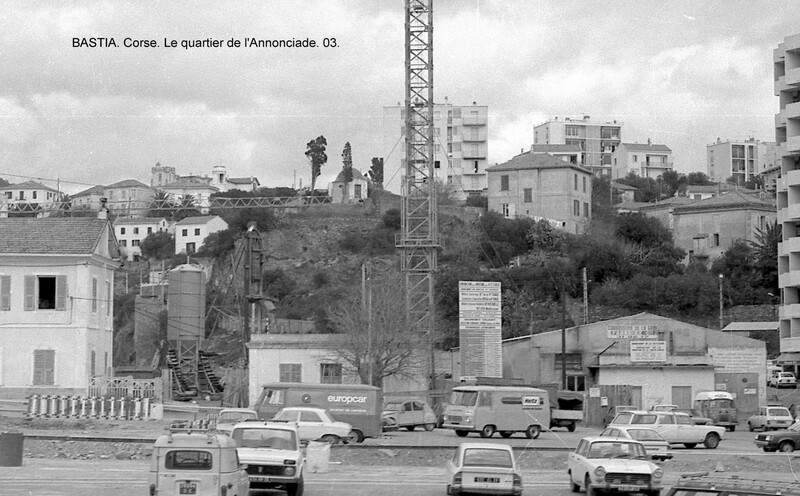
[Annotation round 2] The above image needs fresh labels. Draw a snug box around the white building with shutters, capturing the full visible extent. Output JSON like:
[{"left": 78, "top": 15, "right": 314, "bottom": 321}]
[{"left": 0, "top": 217, "right": 120, "bottom": 398}]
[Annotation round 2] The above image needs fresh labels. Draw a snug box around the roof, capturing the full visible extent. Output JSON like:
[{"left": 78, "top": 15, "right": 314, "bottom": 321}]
[
  {"left": 0, "top": 218, "right": 111, "bottom": 255},
  {"left": 332, "top": 168, "right": 368, "bottom": 183},
  {"left": 722, "top": 322, "right": 779, "bottom": 332},
  {"left": 227, "top": 177, "right": 258, "bottom": 184},
  {"left": 0, "top": 180, "right": 58, "bottom": 192},
  {"left": 105, "top": 179, "right": 152, "bottom": 189},
  {"left": 154, "top": 431, "right": 238, "bottom": 448},
  {"left": 113, "top": 217, "right": 166, "bottom": 225},
  {"left": 457, "top": 442, "right": 514, "bottom": 451},
  {"left": 530, "top": 144, "right": 583, "bottom": 153},
  {"left": 615, "top": 202, "right": 650, "bottom": 212},
  {"left": 621, "top": 142, "right": 672, "bottom": 153},
  {"left": 611, "top": 181, "right": 637, "bottom": 191},
  {"left": 684, "top": 184, "right": 735, "bottom": 194},
  {"left": 673, "top": 190, "right": 776, "bottom": 213},
  {"left": 638, "top": 196, "right": 697, "bottom": 210},
  {"left": 175, "top": 215, "right": 223, "bottom": 225},
  {"left": 73, "top": 185, "right": 106, "bottom": 197},
  {"left": 161, "top": 179, "right": 220, "bottom": 191},
  {"left": 486, "top": 152, "right": 592, "bottom": 174}
]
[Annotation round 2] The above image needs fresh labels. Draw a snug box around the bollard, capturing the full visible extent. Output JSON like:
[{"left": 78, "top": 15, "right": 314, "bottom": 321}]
[
  {"left": 142, "top": 397, "right": 150, "bottom": 420},
  {"left": 108, "top": 397, "right": 116, "bottom": 419},
  {"left": 26, "top": 395, "right": 38, "bottom": 418},
  {"left": 79, "top": 396, "right": 87, "bottom": 418},
  {"left": 69, "top": 396, "right": 78, "bottom": 418},
  {"left": 89, "top": 397, "right": 97, "bottom": 418}
]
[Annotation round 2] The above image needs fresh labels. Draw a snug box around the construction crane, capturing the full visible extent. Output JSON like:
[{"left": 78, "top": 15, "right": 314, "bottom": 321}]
[{"left": 397, "top": 0, "right": 439, "bottom": 389}]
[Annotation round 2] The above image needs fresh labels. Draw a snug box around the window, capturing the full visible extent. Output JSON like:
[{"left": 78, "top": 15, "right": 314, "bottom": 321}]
[
  {"left": 92, "top": 278, "right": 98, "bottom": 312},
  {"left": 574, "top": 174, "right": 578, "bottom": 190},
  {"left": 194, "top": 228, "right": 200, "bottom": 236},
  {"left": 434, "top": 160, "right": 441, "bottom": 169},
  {"left": 566, "top": 125, "right": 579, "bottom": 137},
  {"left": 119, "top": 240, "right": 127, "bottom": 247},
  {"left": 132, "top": 240, "right": 140, "bottom": 247},
  {"left": 713, "top": 233, "right": 720, "bottom": 246},
  {"left": 279, "top": 363, "right": 302, "bottom": 383},
  {"left": 300, "top": 410, "right": 322, "bottom": 422},
  {"left": 354, "top": 184, "right": 362, "bottom": 198},
  {"left": 582, "top": 176, "right": 586, "bottom": 193},
  {"left": 165, "top": 451, "right": 213, "bottom": 470},
  {"left": 583, "top": 202, "right": 589, "bottom": 217},
  {"left": 182, "top": 229, "right": 188, "bottom": 236},
  {"left": 500, "top": 175, "right": 509, "bottom": 191},
  {"left": 25, "top": 275, "right": 67, "bottom": 311},
  {"left": 19, "top": 191, "right": 25, "bottom": 200},
  {"left": 320, "top": 363, "right": 342, "bottom": 384},
  {"left": 133, "top": 227, "right": 139, "bottom": 235},
  {"left": 565, "top": 375, "right": 585, "bottom": 391},
  {"left": 147, "top": 227, "right": 153, "bottom": 234},
  {"left": 632, "top": 155, "right": 638, "bottom": 162},
  {"left": 0, "top": 275, "right": 9, "bottom": 310},
  {"left": 573, "top": 200, "right": 580, "bottom": 216},
  {"left": 33, "top": 191, "right": 38, "bottom": 199},
  {"left": 502, "top": 203, "right": 510, "bottom": 218},
  {"left": 106, "top": 281, "right": 111, "bottom": 316},
  {"left": 90, "top": 350, "right": 96, "bottom": 376},
  {"left": 186, "top": 242, "right": 196, "bottom": 254},
  {"left": 4, "top": 192, "right": 10, "bottom": 199},
  {"left": 473, "top": 161, "right": 479, "bottom": 173},
  {"left": 120, "top": 227, "right": 126, "bottom": 235},
  {"left": 33, "top": 349, "right": 55, "bottom": 385},
  {"left": 523, "top": 188, "right": 532, "bottom": 203}
]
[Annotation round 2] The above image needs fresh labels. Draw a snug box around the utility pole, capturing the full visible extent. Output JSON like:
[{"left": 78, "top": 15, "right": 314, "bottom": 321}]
[
  {"left": 561, "top": 281, "right": 567, "bottom": 390},
  {"left": 361, "top": 262, "right": 374, "bottom": 386},
  {"left": 718, "top": 273, "right": 724, "bottom": 330},
  {"left": 582, "top": 267, "right": 588, "bottom": 325}
]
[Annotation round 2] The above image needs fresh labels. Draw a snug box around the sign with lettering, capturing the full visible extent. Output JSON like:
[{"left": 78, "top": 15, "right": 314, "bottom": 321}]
[
  {"left": 630, "top": 340, "right": 667, "bottom": 362},
  {"left": 708, "top": 347, "right": 764, "bottom": 373},
  {"left": 607, "top": 324, "right": 659, "bottom": 339},
  {"left": 459, "top": 281, "right": 502, "bottom": 378}
]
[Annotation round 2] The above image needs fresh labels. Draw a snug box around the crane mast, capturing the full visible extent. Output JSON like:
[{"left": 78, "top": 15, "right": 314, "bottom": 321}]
[{"left": 398, "top": 0, "right": 439, "bottom": 389}]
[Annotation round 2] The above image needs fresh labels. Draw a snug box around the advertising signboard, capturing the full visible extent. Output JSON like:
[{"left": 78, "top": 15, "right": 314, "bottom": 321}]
[{"left": 459, "top": 281, "right": 502, "bottom": 378}]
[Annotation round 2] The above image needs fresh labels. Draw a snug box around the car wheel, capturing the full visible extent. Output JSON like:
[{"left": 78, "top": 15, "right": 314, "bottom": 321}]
[
  {"left": 446, "top": 484, "right": 451, "bottom": 495},
  {"left": 500, "top": 431, "right": 513, "bottom": 438},
  {"left": 585, "top": 475, "right": 596, "bottom": 496},
  {"left": 729, "top": 425, "right": 736, "bottom": 432},
  {"left": 780, "top": 441, "right": 796, "bottom": 452},
  {"left": 480, "top": 425, "right": 496, "bottom": 438},
  {"left": 749, "top": 422, "right": 754, "bottom": 432},
  {"left": 455, "top": 429, "right": 469, "bottom": 437},
  {"left": 568, "top": 423, "right": 576, "bottom": 432},
  {"left": 345, "top": 429, "right": 364, "bottom": 444},
  {"left": 704, "top": 433, "right": 720, "bottom": 449},
  {"left": 646, "top": 491, "right": 661, "bottom": 496},
  {"left": 319, "top": 434, "right": 340, "bottom": 445},
  {"left": 405, "top": 426, "right": 415, "bottom": 432},
  {"left": 684, "top": 443, "right": 697, "bottom": 449},
  {"left": 525, "top": 425, "right": 541, "bottom": 439},
  {"left": 424, "top": 423, "right": 435, "bottom": 432},
  {"left": 568, "top": 471, "right": 580, "bottom": 492},
  {"left": 286, "top": 476, "right": 304, "bottom": 496}
]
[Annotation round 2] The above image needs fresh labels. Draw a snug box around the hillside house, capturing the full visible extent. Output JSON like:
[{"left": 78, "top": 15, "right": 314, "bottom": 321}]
[
  {"left": 174, "top": 215, "right": 228, "bottom": 255},
  {"left": 0, "top": 218, "right": 120, "bottom": 398},
  {"left": 114, "top": 217, "right": 170, "bottom": 261},
  {"left": 328, "top": 168, "right": 369, "bottom": 204},
  {"left": 0, "top": 180, "right": 61, "bottom": 217}
]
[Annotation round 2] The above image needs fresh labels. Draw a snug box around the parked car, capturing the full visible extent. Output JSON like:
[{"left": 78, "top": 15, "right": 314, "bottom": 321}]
[
  {"left": 748, "top": 406, "right": 794, "bottom": 432},
  {"left": 148, "top": 429, "right": 250, "bottom": 496},
  {"left": 272, "top": 406, "right": 354, "bottom": 444},
  {"left": 599, "top": 426, "right": 673, "bottom": 461},
  {"left": 230, "top": 420, "right": 304, "bottom": 496},
  {"left": 214, "top": 408, "right": 258, "bottom": 435},
  {"left": 609, "top": 410, "right": 725, "bottom": 449},
  {"left": 754, "top": 421, "right": 800, "bottom": 452},
  {"left": 602, "top": 405, "right": 637, "bottom": 428},
  {"left": 666, "top": 472, "right": 800, "bottom": 496},
  {"left": 567, "top": 437, "right": 664, "bottom": 496},
  {"left": 445, "top": 442, "right": 523, "bottom": 496},
  {"left": 769, "top": 372, "right": 797, "bottom": 388},
  {"left": 650, "top": 404, "right": 678, "bottom": 412},
  {"left": 382, "top": 399, "right": 438, "bottom": 431},
  {"left": 674, "top": 408, "right": 712, "bottom": 426}
]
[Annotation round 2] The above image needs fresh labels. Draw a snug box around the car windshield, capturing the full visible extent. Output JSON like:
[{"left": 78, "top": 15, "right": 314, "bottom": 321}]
[
  {"left": 627, "top": 429, "right": 664, "bottom": 441},
  {"left": 218, "top": 411, "right": 257, "bottom": 423},
  {"left": 231, "top": 428, "right": 297, "bottom": 450},
  {"left": 384, "top": 403, "right": 403, "bottom": 412},
  {"left": 587, "top": 441, "right": 647, "bottom": 459},
  {"left": 452, "top": 391, "right": 479, "bottom": 407},
  {"left": 273, "top": 410, "right": 297, "bottom": 421},
  {"left": 768, "top": 408, "right": 791, "bottom": 416},
  {"left": 709, "top": 399, "right": 734, "bottom": 408},
  {"left": 463, "top": 448, "right": 513, "bottom": 468},
  {"left": 631, "top": 414, "right": 657, "bottom": 425},
  {"left": 165, "top": 450, "right": 213, "bottom": 470},
  {"left": 611, "top": 412, "right": 633, "bottom": 424}
]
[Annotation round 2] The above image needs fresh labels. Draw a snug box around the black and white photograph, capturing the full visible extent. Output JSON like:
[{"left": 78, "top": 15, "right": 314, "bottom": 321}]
[{"left": 1, "top": 1, "right": 800, "bottom": 495}]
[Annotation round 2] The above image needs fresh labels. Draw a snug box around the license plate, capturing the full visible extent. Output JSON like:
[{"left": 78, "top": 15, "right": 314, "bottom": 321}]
[
  {"left": 250, "top": 475, "right": 272, "bottom": 482},
  {"left": 618, "top": 485, "right": 638, "bottom": 491},
  {"left": 475, "top": 477, "right": 500, "bottom": 483},
  {"left": 179, "top": 482, "right": 196, "bottom": 494}
]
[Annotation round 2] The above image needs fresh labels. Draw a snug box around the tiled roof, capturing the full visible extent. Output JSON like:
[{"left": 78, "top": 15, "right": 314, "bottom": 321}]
[
  {"left": 113, "top": 217, "right": 166, "bottom": 225},
  {"left": 673, "top": 190, "right": 775, "bottom": 213},
  {"left": 0, "top": 218, "right": 109, "bottom": 254},
  {"left": 530, "top": 144, "right": 583, "bottom": 153},
  {"left": 684, "top": 184, "right": 736, "bottom": 194},
  {"left": 175, "top": 215, "right": 223, "bottom": 225},
  {"left": 0, "top": 180, "right": 58, "bottom": 192},
  {"left": 639, "top": 196, "right": 697, "bottom": 210},
  {"left": 486, "top": 152, "right": 592, "bottom": 173},
  {"left": 614, "top": 201, "right": 651, "bottom": 211},
  {"left": 73, "top": 185, "right": 106, "bottom": 197},
  {"left": 106, "top": 179, "right": 152, "bottom": 189},
  {"left": 621, "top": 142, "right": 672, "bottom": 153},
  {"left": 162, "top": 180, "right": 219, "bottom": 191},
  {"left": 611, "top": 181, "right": 637, "bottom": 191},
  {"left": 332, "top": 168, "right": 368, "bottom": 183}
]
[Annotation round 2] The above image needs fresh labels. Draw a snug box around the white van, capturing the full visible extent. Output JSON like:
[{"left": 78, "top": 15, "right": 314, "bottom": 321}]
[
  {"left": 442, "top": 385, "right": 551, "bottom": 439},
  {"left": 693, "top": 391, "right": 738, "bottom": 431}
]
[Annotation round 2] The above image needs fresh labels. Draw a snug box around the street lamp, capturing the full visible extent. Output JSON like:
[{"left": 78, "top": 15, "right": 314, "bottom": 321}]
[{"left": 718, "top": 274, "right": 724, "bottom": 330}]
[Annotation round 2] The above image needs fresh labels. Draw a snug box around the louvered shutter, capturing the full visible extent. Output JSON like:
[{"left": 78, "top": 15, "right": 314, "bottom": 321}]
[
  {"left": 0, "top": 275, "right": 10, "bottom": 310},
  {"left": 55, "top": 275, "right": 67, "bottom": 310},
  {"left": 24, "top": 276, "right": 35, "bottom": 311}
]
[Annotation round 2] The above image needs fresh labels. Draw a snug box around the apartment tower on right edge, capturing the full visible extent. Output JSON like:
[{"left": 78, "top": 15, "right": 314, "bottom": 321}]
[{"left": 775, "top": 33, "right": 800, "bottom": 359}]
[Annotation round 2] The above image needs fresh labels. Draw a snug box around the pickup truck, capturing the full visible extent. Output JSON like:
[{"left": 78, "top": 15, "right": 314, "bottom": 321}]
[{"left": 610, "top": 410, "right": 726, "bottom": 449}]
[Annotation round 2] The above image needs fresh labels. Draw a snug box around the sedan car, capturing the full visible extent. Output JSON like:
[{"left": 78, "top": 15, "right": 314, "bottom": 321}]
[
  {"left": 599, "top": 426, "right": 673, "bottom": 461},
  {"left": 272, "top": 407, "right": 354, "bottom": 444},
  {"left": 445, "top": 442, "right": 523, "bottom": 496},
  {"left": 215, "top": 408, "right": 258, "bottom": 435},
  {"left": 754, "top": 421, "right": 800, "bottom": 452},
  {"left": 769, "top": 372, "right": 797, "bottom": 388},
  {"left": 567, "top": 437, "right": 663, "bottom": 496},
  {"left": 382, "top": 399, "right": 438, "bottom": 431}
]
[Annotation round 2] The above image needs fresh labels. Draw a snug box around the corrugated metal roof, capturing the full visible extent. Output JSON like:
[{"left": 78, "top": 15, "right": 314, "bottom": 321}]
[
  {"left": 0, "top": 218, "right": 109, "bottom": 254},
  {"left": 722, "top": 322, "right": 778, "bottom": 332}
]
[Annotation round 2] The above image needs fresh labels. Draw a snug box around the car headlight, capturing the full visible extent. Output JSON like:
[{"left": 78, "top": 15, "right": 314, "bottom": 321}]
[
  {"left": 653, "top": 468, "right": 663, "bottom": 479},
  {"left": 764, "top": 435, "right": 773, "bottom": 441},
  {"left": 594, "top": 466, "right": 606, "bottom": 477},
  {"left": 284, "top": 466, "right": 295, "bottom": 476}
]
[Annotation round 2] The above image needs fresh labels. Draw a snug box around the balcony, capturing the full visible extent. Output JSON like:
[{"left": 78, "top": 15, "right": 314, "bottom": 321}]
[
  {"left": 787, "top": 66, "right": 800, "bottom": 87},
  {"left": 786, "top": 203, "right": 800, "bottom": 221},
  {"left": 461, "top": 115, "right": 487, "bottom": 126},
  {"left": 781, "top": 271, "right": 800, "bottom": 288},
  {"left": 781, "top": 304, "right": 800, "bottom": 320},
  {"left": 777, "top": 109, "right": 787, "bottom": 128},
  {"left": 780, "top": 237, "right": 800, "bottom": 256},
  {"left": 788, "top": 101, "right": 800, "bottom": 119},
  {"left": 780, "top": 337, "right": 800, "bottom": 353},
  {"left": 789, "top": 135, "right": 800, "bottom": 153}
]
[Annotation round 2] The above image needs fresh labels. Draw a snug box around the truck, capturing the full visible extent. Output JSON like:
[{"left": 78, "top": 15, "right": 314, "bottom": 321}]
[{"left": 252, "top": 382, "right": 382, "bottom": 443}]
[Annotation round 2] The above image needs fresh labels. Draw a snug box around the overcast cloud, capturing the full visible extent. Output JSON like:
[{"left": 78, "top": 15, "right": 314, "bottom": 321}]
[{"left": 0, "top": 1, "right": 798, "bottom": 194}]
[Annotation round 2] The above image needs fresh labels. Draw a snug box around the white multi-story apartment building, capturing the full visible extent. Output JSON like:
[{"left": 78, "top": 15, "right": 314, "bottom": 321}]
[
  {"left": 706, "top": 138, "right": 777, "bottom": 185},
  {"left": 775, "top": 33, "right": 800, "bottom": 360},
  {"left": 382, "top": 99, "right": 488, "bottom": 199},
  {"left": 0, "top": 180, "right": 61, "bottom": 216},
  {"left": 533, "top": 115, "right": 623, "bottom": 177},
  {"left": 114, "top": 217, "right": 170, "bottom": 261},
  {"left": 611, "top": 140, "right": 673, "bottom": 179}
]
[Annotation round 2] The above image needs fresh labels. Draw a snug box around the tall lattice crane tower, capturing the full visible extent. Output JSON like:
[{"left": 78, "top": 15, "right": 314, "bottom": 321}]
[{"left": 398, "top": 0, "right": 439, "bottom": 388}]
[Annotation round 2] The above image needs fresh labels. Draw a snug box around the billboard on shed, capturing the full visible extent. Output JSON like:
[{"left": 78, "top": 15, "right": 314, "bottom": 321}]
[{"left": 459, "top": 281, "right": 502, "bottom": 378}]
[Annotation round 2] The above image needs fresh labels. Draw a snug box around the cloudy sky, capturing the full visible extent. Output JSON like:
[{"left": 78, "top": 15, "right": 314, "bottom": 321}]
[{"left": 0, "top": 1, "right": 798, "bottom": 195}]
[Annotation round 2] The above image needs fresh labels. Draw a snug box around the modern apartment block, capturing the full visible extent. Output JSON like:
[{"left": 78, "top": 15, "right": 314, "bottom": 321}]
[
  {"left": 382, "top": 100, "right": 488, "bottom": 199},
  {"left": 775, "top": 33, "right": 800, "bottom": 359},
  {"left": 533, "top": 115, "right": 622, "bottom": 176},
  {"left": 706, "top": 138, "right": 777, "bottom": 185},
  {"left": 611, "top": 140, "right": 673, "bottom": 180}
]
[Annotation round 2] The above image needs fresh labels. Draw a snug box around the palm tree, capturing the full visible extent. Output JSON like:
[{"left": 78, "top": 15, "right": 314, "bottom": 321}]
[
  {"left": 174, "top": 195, "right": 201, "bottom": 221},
  {"left": 750, "top": 220, "right": 781, "bottom": 294},
  {"left": 148, "top": 190, "right": 173, "bottom": 219}
]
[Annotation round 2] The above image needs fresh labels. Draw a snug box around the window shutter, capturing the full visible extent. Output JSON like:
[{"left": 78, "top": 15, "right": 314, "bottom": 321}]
[
  {"left": 55, "top": 275, "right": 68, "bottom": 310},
  {"left": 0, "top": 275, "right": 10, "bottom": 310},
  {"left": 24, "top": 276, "right": 35, "bottom": 311},
  {"left": 44, "top": 350, "right": 55, "bottom": 385}
]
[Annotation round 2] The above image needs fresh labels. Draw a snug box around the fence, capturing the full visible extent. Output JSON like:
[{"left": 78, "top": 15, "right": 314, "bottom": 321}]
[
  {"left": 87, "top": 375, "right": 162, "bottom": 401},
  {"left": 26, "top": 394, "right": 154, "bottom": 420}
]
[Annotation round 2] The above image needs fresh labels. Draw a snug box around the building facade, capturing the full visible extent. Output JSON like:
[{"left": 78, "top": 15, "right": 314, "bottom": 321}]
[
  {"left": 114, "top": 217, "right": 170, "bottom": 261},
  {"left": 0, "top": 180, "right": 61, "bottom": 216},
  {"left": 209, "top": 165, "right": 260, "bottom": 193},
  {"left": 533, "top": 116, "right": 623, "bottom": 177},
  {"left": 104, "top": 179, "right": 156, "bottom": 218},
  {"left": 328, "top": 168, "right": 369, "bottom": 204},
  {"left": 382, "top": 100, "right": 488, "bottom": 199},
  {"left": 611, "top": 141, "right": 673, "bottom": 179},
  {"left": 174, "top": 215, "right": 228, "bottom": 255},
  {"left": 776, "top": 33, "right": 800, "bottom": 358},
  {"left": 706, "top": 138, "right": 776, "bottom": 185},
  {"left": 486, "top": 152, "right": 592, "bottom": 234},
  {"left": 0, "top": 218, "right": 120, "bottom": 398}
]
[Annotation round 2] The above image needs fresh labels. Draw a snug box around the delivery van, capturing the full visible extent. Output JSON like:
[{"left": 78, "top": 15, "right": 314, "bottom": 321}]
[
  {"left": 693, "top": 391, "right": 738, "bottom": 431},
  {"left": 442, "top": 385, "right": 551, "bottom": 439},
  {"left": 252, "top": 382, "right": 382, "bottom": 442}
]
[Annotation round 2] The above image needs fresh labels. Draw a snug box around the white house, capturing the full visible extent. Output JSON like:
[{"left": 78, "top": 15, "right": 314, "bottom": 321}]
[
  {"left": 114, "top": 217, "right": 170, "bottom": 261},
  {"left": 174, "top": 215, "right": 228, "bottom": 255},
  {"left": 0, "top": 180, "right": 62, "bottom": 217},
  {"left": 328, "top": 168, "right": 369, "bottom": 204},
  {"left": 159, "top": 180, "right": 220, "bottom": 214},
  {"left": 0, "top": 217, "right": 120, "bottom": 398}
]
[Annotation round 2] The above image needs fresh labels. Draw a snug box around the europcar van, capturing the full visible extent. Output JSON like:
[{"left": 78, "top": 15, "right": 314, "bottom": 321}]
[{"left": 148, "top": 429, "right": 249, "bottom": 496}]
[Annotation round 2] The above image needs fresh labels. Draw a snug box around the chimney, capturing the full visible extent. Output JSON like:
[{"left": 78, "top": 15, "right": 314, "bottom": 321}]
[
  {"left": 98, "top": 197, "right": 109, "bottom": 219},
  {"left": 583, "top": 115, "right": 591, "bottom": 121},
  {"left": 647, "top": 138, "right": 651, "bottom": 146}
]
